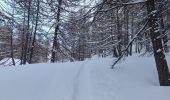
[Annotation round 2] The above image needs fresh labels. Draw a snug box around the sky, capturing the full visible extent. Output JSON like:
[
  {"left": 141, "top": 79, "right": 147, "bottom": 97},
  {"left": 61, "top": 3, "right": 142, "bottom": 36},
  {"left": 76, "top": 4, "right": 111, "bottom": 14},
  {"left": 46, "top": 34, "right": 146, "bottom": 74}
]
[{"left": 0, "top": 0, "right": 12, "bottom": 17}]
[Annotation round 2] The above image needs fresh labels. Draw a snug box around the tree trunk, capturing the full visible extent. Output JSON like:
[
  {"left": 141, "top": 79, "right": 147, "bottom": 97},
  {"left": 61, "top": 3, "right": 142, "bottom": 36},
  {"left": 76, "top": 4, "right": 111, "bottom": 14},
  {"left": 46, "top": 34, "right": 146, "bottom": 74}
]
[
  {"left": 23, "top": 0, "right": 32, "bottom": 64},
  {"left": 10, "top": 2, "right": 15, "bottom": 66},
  {"left": 10, "top": 28, "right": 15, "bottom": 66},
  {"left": 129, "top": 12, "right": 134, "bottom": 56},
  {"left": 20, "top": 10, "right": 26, "bottom": 65},
  {"left": 146, "top": 0, "right": 170, "bottom": 86},
  {"left": 51, "top": 0, "right": 62, "bottom": 62},
  {"left": 29, "top": 0, "right": 40, "bottom": 63},
  {"left": 124, "top": 5, "right": 129, "bottom": 56},
  {"left": 116, "top": 0, "right": 122, "bottom": 56}
]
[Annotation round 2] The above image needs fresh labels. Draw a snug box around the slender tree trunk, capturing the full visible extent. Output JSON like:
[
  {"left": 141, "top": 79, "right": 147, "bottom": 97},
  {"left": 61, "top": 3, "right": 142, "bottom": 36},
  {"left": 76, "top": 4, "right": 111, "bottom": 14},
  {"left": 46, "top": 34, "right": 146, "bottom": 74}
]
[
  {"left": 29, "top": 0, "right": 40, "bottom": 63},
  {"left": 51, "top": 0, "right": 62, "bottom": 62},
  {"left": 10, "top": 28, "right": 15, "bottom": 66},
  {"left": 146, "top": 0, "right": 170, "bottom": 86},
  {"left": 116, "top": 0, "right": 122, "bottom": 56},
  {"left": 10, "top": 1, "right": 15, "bottom": 66},
  {"left": 23, "top": 0, "right": 32, "bottom": 64},
  {"left": 20, "top": 11, "right": 26, "bottom": 65},
  {"left": 124, "top": 5, "right": 129, "bottom": 56},
  {"left": 129, "top": 12, "right": 134, "bottom": 56}
]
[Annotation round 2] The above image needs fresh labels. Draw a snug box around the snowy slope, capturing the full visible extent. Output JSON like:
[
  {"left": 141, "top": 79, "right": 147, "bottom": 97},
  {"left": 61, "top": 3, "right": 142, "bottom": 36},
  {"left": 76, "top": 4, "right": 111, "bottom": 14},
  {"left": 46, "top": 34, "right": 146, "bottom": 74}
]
[
  {"left": 0, "top": 54, "right": 170, "bottom": 100},
  {"left": 90, "top": 54, "right": 170, "bottom": 100}
]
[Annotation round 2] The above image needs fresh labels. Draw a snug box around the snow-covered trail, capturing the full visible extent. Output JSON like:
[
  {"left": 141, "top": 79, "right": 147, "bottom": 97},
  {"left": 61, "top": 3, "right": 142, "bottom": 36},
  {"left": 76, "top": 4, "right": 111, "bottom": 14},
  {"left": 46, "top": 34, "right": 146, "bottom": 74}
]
[
  {"left": 41, "top": 60, "right": 95, "bottom": 100},
  {"left": 72, "top": 60, "right": 92, "bottom": 100},
  {"left": 72, "top": 57, "right": 118, "bottom": 100}
]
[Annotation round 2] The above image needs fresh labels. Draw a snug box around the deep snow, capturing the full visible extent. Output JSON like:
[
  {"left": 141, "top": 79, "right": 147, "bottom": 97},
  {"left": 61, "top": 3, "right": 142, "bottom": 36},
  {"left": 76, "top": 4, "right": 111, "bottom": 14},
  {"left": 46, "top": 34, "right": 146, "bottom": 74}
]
[{"left": 0, "top": 54, "right": 170, "bottom": 100}]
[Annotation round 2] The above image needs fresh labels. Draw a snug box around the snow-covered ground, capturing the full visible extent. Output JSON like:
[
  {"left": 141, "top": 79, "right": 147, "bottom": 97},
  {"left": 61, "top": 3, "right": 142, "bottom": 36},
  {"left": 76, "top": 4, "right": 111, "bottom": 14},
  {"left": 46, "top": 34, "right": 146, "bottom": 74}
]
[{"left": 0, "top": 54, "right": 170, "bottom": 100}]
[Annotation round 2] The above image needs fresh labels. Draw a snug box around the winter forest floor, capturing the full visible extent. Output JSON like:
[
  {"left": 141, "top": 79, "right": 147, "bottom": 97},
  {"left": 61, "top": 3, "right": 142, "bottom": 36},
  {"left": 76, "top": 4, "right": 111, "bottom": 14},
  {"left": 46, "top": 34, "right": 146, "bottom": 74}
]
[{"left": 0, "top": 53, "right": 170, "bottom": 100}]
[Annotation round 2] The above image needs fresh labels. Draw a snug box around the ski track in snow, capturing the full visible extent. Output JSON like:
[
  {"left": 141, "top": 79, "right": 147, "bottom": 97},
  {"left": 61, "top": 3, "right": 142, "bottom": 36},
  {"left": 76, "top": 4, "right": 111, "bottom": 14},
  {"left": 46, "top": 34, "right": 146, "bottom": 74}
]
[{"left": 72, "top": 60, "right": 92, "bottom": 100}]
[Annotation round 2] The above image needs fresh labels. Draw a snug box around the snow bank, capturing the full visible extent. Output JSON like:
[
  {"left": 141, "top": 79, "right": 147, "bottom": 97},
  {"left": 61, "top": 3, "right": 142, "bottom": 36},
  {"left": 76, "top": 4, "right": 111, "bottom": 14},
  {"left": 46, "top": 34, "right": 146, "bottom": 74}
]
[{"left": 90, "top": 54, "right": 170, "bottom": 100}]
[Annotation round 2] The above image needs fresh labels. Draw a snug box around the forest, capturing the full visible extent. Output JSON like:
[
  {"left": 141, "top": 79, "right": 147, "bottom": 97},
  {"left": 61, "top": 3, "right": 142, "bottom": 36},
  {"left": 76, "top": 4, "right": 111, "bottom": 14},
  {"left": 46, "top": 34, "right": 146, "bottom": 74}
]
[{"left": 0, "top": 0, "right": 170, "bottom": 86}]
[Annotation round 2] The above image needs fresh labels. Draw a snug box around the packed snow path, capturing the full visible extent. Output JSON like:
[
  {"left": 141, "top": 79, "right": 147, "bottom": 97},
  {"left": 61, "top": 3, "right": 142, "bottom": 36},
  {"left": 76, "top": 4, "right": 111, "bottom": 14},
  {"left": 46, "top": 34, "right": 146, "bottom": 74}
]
[
  {"left": 0, "top": 54, "right": 170, "bottom": 100},
  {"left": 72, "top": 60, "right": 92, "bottom": 100}
]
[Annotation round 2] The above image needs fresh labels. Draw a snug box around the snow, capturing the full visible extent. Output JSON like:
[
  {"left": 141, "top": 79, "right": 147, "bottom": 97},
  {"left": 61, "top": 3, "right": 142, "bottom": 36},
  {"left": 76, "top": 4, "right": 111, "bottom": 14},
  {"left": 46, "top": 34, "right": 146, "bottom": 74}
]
[
  {"left": 0, "top": 54, "right": 170, "bottom": 100},
  {"left": 123, "top": 0, "right": 146, "bottom": 5},
  {"left": 154, "top": 29, "right": 159, "bottom": 33},
  {"left": 151, "top": 10, "right": 157, "bottom": 14},
  {"left": 156, "top": 49, "right": 162, "bottom": 53}
]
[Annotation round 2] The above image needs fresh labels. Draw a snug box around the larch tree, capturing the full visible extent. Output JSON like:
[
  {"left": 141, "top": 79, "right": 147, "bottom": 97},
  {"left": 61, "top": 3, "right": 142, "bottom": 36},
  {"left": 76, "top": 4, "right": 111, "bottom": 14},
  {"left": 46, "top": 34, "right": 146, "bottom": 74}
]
[{"left": 146, "top": 0, "right": 170, "bottom": 86}]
